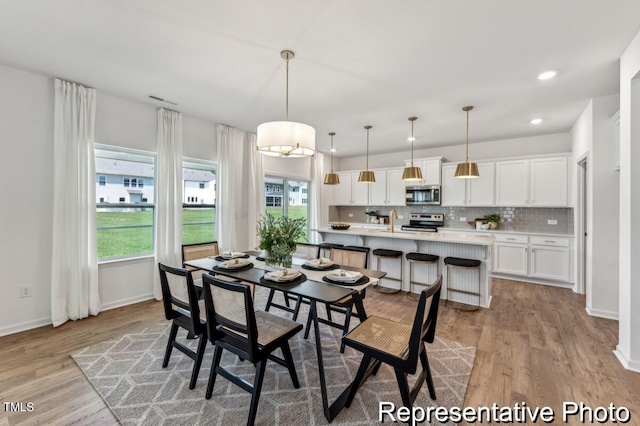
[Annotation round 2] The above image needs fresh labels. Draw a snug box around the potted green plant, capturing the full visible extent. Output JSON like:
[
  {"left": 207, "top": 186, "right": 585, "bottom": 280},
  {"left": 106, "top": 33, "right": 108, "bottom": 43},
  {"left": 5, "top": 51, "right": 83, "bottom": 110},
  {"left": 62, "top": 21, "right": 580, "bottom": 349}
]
[
  {"left": 256, "top": 213, "right": 306, "bottom": 268},
  {"left": 365, "top": 209, "right": 380, "bottom": 224},
  {"left": 484, "top": 214, "right": 501, "bottom": 229}
]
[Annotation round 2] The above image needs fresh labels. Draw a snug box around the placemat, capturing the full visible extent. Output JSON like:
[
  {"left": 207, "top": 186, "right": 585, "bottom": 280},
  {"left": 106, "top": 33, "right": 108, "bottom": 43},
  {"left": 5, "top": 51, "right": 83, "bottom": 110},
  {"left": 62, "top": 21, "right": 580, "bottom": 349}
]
[
  {"left": 214, "top": 254, "right": 250, "bottom": 261},
  {"left": 322, "top": 275, "right": 370, "bottom": 287},
  {"left": 259, "top": 272, "right": 307, "bottom": 286},
  {"left": 212, "top": 262, "right": 254, "bottom": 272},
  {"left": 301, "top": 263, "right": 341, "bottom": 271}
]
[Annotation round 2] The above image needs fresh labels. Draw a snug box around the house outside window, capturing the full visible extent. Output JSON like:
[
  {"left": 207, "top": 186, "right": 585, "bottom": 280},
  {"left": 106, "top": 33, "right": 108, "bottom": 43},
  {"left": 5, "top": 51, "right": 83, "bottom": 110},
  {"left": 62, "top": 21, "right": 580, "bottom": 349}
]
[
  {"left": 98, "top": 175, "right": 106, "bottom": 186},
  {"left": 183, "top": 159, "right": 216, "bottom": 245},
  {"left": 96, "top": 146, "right": 155, "bottom": 260},
  {"left": 264, "top": 176, "right": 310, "bottom": 241}
]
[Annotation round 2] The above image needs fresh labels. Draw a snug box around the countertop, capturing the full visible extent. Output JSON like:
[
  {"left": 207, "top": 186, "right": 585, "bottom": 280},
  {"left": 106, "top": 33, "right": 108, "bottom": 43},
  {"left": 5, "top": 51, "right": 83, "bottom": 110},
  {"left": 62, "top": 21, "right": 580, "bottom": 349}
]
[
  {"left": 314, "top": 227, "right": 495, "bottom": 246},
  {"left": 332, "top": 223, "right": 574, "bottom": 238}
]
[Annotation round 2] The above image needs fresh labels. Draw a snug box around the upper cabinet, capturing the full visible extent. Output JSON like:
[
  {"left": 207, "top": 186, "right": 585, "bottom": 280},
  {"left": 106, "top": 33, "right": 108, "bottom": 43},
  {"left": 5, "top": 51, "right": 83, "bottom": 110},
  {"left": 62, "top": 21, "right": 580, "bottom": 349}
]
[
  {"left": 495, "top": 156, "right": 568, "bottom": 207},
  {"left": 404, "top": 157, "right": 442, "bottom": 186},
  {"left": 441, "top": 162, "right": 495, "bottom": 206},
  {"left": 331, "top": 168, "right": 406, "bottom": 206},
  {"left": 529, "top": 157, "right": 568, "bottom": 206},
  {"left": 495, "top": 160, "right": 529, "bottom": 206}
]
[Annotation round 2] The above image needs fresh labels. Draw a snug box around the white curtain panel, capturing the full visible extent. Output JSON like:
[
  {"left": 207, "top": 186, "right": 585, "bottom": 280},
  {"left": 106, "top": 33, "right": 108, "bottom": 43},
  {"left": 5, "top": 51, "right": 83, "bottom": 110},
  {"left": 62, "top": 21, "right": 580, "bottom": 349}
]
[
  {"left": 154, "top": 109, "right": 183, "bottom": 300},
  {"left": 216, "top": 124, "right": 259, "bottom": 251},
  {"left": 247, "top": 132, "right": 265, "bottom": 250},
  {"left": 51, "top": 78, "right": 101, "bottom": 327},
  {"left": 309, "top": 152, "right": 324, "bottom": 244}
]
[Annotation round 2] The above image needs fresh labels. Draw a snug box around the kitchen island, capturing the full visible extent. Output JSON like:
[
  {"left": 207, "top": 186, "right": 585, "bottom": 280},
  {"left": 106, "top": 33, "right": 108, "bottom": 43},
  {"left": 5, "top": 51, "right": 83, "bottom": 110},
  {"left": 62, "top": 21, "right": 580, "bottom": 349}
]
[{"left": 314, "top": 227, "right": 494, "bottom": 308}]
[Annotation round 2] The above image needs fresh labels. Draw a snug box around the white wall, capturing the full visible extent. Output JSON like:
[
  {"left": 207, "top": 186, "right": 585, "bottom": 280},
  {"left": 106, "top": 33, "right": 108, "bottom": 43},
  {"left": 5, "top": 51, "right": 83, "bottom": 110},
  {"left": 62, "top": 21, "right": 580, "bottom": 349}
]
[
  {"left": 616, "top": 28, "right": 640, "bottom": 372},
  {"left": 0, "top": 65, "right": 54, "bottom": 335},
  {"left": 337, "top": 133, "right": 571, "bottom": 171},
  {"left": 0, "top": 64, "right": 220, "bottom": 336},
  {"left": 571, "top": 96, "right": 621, "bottom": 320}
]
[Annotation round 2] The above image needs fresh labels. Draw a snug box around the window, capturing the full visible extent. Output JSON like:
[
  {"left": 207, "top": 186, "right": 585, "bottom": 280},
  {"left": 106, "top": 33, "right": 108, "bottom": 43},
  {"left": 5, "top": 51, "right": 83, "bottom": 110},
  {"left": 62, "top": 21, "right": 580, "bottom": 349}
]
[
  {"left": 98, "top": 175, "right": 106, "bottom": 186},
  {"left": 264, "top": 176, "right": 310, "bottom": 241},
  {"left": 138, "top": 178, "right": 144, "bottom": 188},
  {"left": 96, "top": 146, "right": 155, "bottom": 260},
  {"left": 183, "top": 159, "right": 216, "bottom": 245}
]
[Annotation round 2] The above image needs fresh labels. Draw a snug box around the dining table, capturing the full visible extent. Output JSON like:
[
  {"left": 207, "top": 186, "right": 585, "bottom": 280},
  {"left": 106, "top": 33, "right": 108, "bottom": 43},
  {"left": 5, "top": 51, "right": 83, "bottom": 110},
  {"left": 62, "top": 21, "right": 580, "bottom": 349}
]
[{"left": 184, "top": 251, "right": 386, "bottom": 423}]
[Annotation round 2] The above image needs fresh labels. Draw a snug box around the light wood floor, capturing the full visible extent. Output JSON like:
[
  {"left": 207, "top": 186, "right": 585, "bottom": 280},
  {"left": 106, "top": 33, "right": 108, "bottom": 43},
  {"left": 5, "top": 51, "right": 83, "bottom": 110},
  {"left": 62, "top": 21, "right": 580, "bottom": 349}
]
[{"left": 1, "top": 279, "right": 639, "bottom": 425}]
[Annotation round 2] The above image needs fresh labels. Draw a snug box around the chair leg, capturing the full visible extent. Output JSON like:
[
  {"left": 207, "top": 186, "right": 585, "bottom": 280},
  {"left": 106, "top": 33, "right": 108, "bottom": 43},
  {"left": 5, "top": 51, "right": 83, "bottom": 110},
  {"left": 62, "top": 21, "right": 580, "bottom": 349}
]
[
  {"left": 280, "top": 342, "right": 300, "bottom": 388},
  {"left": 205, "top": 345, "right": 223, "bottom": 399},
  {"left": 420, "top": 348, "right": 436, "bottom": 400},
  {"left": 339, "top": 305, "right": 353, "bottom": 353},
  {"left": 325, "top": 303, "right": 333, "bottom": 321},
  {"left": 394, "top": 368, "right": 412, "bottom": 410},
  {"left": 265, "top": 289, "right": 276, "bottom": 312},
  {"left": 189, "top": 331, "right": 208, "bottom": 389},
  {"left": 345, "top": 354, "right": 373, "bottom": 408},
  {"left": 162, "top": 323, "right": 179, "bottom": 368},
  {"left": 283, "top": 291, "right": 291, "bottom": 308},
  {"left": 247, "top": 359, "right": 268, "bottom": 426}
]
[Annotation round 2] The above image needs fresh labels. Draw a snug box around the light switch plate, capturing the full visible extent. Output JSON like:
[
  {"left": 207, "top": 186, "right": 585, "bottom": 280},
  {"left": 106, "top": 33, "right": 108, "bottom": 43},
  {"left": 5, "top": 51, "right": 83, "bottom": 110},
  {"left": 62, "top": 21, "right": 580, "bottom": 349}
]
[
  {"left": 548, "top": 219, "right": 557, "bottom": 225},
  {"left": 348, "top": 213, "right": 353, "bottom": 217},
  {"left": 460, "top": 217, "right": 467, "bottom": 222},
  {"left": 398, "top": 215, "right": 403, "bottom": 219}
]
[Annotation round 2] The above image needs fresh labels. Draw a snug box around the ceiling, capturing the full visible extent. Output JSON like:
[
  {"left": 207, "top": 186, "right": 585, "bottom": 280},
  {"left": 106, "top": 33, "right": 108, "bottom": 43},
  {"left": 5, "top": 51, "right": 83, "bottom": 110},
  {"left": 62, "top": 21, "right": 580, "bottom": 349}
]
[{"left": 2, "top": 1, "right": 640, "bottom": 157}]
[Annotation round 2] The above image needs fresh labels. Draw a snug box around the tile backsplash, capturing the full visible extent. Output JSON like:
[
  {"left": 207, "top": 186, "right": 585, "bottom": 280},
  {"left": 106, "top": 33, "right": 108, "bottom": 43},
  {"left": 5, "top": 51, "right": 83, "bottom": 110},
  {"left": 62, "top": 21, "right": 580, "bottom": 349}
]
[{"left": 330, "top": 205, "right": 573, "bottom": 235}]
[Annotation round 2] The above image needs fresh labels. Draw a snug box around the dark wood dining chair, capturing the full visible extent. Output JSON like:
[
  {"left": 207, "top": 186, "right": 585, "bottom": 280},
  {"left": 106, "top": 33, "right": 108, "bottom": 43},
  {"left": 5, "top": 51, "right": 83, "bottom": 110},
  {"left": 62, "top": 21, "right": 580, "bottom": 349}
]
[
  {"left": 342, "top": 275, "right": 442, "bottom": 412},
  {"left": 202, "top": 274, "right": 303, "bottom": 426},
  {"left": 304, "top": 245, "right": 371, "bottom": 352},
  {"left": 158, "top": 262, "right": 208, "bottom": 390},
  {"left": 182, "top": 241, "right": 219, "bottom": 281}
]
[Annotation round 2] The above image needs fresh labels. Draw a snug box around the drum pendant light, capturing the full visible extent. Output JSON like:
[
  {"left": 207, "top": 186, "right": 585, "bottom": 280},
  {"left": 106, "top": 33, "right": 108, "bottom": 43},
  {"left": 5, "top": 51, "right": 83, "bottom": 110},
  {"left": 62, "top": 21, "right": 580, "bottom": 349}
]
[
  {"left": 454, "top": 106, "right": 480, "bottom": 178},
  {"left": 358, "top": 125, "right": 375, "bottom": 183},
  {"left": 323, "top": 132, "right": 340, "bottom": 185},
  {"left": 256, "top": 50, "right": 316, "bottom": 157},
  {"left": 402, "top": 116, "right": 423, "bottom": 181}
]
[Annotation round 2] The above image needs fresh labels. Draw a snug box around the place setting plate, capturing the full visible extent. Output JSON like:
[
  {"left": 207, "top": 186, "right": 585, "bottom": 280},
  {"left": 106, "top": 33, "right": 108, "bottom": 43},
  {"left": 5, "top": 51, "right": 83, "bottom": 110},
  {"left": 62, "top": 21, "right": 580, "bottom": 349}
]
[
  {"left": 322, "top": 269, "right": 370, "bottom": 287},
  {"left": 301, "top": 258, "right": 340, "bottom": 271},
  {"left": 212, "top": 258, "right": 254, "bottom": 272},
  {"left": 214, "top": 251, "right": 250, "bottom": 261},
  {"left": 260, "top": 269, "right": 307, "bottom": 286}
]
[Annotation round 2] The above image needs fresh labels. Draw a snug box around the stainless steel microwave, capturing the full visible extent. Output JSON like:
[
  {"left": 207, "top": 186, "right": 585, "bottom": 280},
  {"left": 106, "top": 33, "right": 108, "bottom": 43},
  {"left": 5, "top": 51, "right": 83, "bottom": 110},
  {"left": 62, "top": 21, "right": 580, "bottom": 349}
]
[{"left": 405, "top": 185, "right": 441, "bottom": 205}]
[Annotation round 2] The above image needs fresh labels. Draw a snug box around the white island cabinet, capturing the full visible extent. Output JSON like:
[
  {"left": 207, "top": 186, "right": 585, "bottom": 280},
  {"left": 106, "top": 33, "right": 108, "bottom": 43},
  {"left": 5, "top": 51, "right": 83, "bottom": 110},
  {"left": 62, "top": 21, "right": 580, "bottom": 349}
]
[{"left": 313, "top": 227, "right": 494, "bottom": 308}]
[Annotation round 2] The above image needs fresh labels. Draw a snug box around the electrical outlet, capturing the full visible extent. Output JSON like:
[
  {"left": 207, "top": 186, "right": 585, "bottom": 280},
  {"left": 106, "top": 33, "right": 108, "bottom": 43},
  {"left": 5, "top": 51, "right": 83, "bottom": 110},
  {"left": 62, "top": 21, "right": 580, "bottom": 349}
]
[
  {"left": 460, "top": 217, "right": 467, "bottom": 222},
  {"left": 548, "top": 219, "right": 558, "bottom": 225},
  {"left": 398, "top": 215, "right": 403, "bottom": 219},
  {"left": 348, "top": 213, "right": 353, "bottom": 218},
  {"left": 20, "top": 286, "right": 32, "bottom": 298}
]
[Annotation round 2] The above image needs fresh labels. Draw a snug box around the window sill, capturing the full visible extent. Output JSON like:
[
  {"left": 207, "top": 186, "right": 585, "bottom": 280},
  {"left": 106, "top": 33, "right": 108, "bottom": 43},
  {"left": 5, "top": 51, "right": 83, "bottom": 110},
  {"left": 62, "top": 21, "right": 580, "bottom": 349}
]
[{"left": 98, "top": 254, "right": 155, "bottom": 268}]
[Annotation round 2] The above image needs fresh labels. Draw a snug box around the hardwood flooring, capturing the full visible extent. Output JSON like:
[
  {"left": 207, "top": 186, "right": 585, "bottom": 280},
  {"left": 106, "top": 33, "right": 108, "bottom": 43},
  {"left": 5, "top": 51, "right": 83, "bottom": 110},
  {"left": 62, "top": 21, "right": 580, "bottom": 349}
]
[{"left": 1, "top": 278, "right": 639, "bottom": 425}]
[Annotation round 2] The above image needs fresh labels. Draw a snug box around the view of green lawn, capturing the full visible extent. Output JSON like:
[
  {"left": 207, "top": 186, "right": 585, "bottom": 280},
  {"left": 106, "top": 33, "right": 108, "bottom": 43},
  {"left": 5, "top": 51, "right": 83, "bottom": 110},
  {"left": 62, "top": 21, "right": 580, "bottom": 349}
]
[{"left": 97, "top": 206, "right": 308, "bottom": 259}]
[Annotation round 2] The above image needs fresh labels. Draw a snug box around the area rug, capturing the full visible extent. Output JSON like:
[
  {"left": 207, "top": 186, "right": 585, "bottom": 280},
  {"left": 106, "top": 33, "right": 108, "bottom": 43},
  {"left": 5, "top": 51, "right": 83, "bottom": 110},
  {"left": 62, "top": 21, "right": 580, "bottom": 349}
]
[{"left": 72, "top": 293, "right": 476, "bottom": 425}]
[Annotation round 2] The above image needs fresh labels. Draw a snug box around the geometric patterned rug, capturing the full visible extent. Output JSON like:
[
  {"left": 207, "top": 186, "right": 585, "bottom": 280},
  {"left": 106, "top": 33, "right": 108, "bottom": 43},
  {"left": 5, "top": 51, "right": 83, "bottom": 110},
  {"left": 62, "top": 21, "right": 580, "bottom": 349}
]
[{"left": 71, "top": 292, "right": 476, "bottom": 425}]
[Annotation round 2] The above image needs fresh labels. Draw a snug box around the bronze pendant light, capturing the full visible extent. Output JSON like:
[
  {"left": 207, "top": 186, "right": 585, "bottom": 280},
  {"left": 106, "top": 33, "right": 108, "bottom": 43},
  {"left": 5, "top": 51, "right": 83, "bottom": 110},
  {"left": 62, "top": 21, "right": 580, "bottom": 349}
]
[
  {"left": 323, "top": 132, "right": 340, "bottom": 185},
  {"left": 358, "top": 125, "right": 375, "bottom": 183},
  {"left": 454, "top": 106, "right": 480, "bottom": 178},
  {"left": 402, "top": 116, "right": 423, "bottom": 181}
]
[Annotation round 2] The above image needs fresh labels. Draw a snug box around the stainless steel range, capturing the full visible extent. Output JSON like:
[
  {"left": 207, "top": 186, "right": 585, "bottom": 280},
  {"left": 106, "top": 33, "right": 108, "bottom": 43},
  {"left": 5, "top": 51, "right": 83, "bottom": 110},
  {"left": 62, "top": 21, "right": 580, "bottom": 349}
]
[{"left": 401, "top": 213, "right": 444, "bottom": 232}]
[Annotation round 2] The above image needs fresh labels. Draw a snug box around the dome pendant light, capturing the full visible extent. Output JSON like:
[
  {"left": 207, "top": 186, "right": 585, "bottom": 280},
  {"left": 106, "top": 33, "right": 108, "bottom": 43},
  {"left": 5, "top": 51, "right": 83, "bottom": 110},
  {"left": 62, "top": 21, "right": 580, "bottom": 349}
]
[
  {"left": 324, "top": 132, "right": 340, "bottom": 185},
  {"left": 454, "top": 106, "right": 480, "bottom": 178},
  {"left": 256, "top": 50, "right": 316, "bottom": 157},
  {"left": 402, "top": 116, "right": 423, "bottom": 181},
  {"left": 358, "top": 125, "right": 375, "bottom": 183}
]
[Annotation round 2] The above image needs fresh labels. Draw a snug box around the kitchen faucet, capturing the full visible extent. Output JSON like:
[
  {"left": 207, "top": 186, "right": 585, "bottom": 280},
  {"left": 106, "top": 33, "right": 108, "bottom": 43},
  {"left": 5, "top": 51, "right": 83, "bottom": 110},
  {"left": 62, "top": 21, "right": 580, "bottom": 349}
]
[{"left": 389, "top": 209, "right": 398, "bottom": 233}]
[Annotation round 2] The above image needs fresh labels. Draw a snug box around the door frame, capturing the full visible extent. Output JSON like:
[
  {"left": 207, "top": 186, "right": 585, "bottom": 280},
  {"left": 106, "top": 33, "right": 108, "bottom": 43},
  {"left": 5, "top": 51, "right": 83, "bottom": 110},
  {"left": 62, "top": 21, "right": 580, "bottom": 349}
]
[{"left": 576, "top": 153, "right": 589, "bottom": 295}]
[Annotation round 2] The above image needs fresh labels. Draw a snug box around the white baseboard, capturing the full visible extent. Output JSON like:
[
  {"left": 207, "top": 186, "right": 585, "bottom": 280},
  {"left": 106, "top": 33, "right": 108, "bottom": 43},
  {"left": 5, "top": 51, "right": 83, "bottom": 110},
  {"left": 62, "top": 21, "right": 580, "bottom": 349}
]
[
  {"left": 491, "top": 273, "right": 573, "bottom": 288},
  {"left": 0, "top": 317, "right": 52, "bottom": 337},
  {"left": 614, "top": 347, "right": 640, "bottom": 373},
  {"left": 101, "top": 293, "right": 156, "bottom": 311},
  {"left": 585, "top": 305, "right": 619, "bottom": 320}
]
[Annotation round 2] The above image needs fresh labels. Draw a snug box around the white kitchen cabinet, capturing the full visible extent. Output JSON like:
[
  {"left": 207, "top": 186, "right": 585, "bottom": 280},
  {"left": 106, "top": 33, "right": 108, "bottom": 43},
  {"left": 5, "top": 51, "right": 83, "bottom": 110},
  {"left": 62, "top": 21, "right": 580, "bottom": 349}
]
[
  {"left": 494, "top": 234, "right": 528, "bottom": 276},
  {"left": 467, "top": 162, "right": 495, "bottom": 206},
  {"left": 441, "top": 164, "right": 466, "bottom": 206},
  {"left": 404, "top": 157, "right": 442, "bottom": 186},
  {"left": 495, "top": 160, "right": 529, "bottom": 206},
  {"left": 529, "top": 157, "right": 568, "bottom": 206},
  {"left": 331, "top": 172, "right": 368, "bottom": 205},
  {"left": 528, "top": 236, "right": 570, "bottom": 281},
  {"left": 441, "top": 162, "right": 493, "bottom": 206},
  {"left": 387, "top": 169, "right": 407, "bottom": 205},
  {"left": 368, "top": 170, "right": 387, "bottom": 205}
]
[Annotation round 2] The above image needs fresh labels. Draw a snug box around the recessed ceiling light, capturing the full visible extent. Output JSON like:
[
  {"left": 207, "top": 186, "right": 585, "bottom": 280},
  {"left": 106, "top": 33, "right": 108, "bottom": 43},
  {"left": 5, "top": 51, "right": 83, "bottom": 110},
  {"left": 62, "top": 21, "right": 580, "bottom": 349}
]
[
  {"left": 537, "top": 70, "right": 557, "bottom": 80},
  {"left": 530, "top": 118, "right": 543, "bottom": 125}
]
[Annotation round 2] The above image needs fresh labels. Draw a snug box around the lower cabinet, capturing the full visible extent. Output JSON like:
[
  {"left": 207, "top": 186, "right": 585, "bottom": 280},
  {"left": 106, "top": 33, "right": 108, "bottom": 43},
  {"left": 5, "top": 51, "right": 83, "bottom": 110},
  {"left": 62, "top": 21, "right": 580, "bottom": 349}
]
[{"left": 493, "top": 234, "right": 571, "bottom": 284}]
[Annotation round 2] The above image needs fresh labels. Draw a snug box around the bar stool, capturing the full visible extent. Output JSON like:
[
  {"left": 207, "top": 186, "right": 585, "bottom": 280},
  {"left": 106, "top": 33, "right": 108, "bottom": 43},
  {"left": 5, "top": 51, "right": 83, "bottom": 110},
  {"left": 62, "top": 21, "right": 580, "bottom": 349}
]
[
  {"left": 319, "top": 242, "right": 344, "bottom": 259},
  {"left": 406, "top": 252, "right": 439, "bottom": 301},
  {"left": 372, "top": 248, "right": 403, "bottom": 294},
  {"left": 444, "top": 256, "right": 481, "bottom": 311}
]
